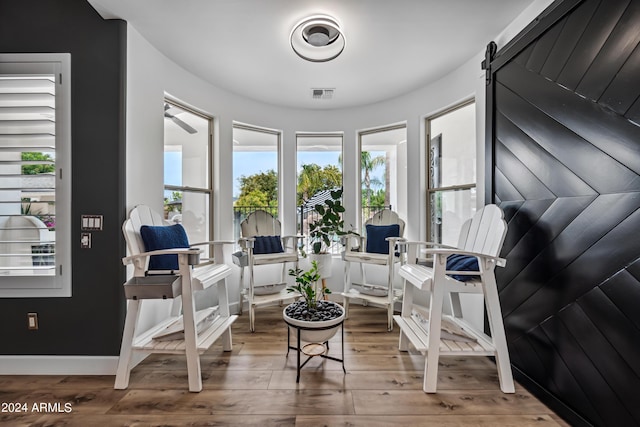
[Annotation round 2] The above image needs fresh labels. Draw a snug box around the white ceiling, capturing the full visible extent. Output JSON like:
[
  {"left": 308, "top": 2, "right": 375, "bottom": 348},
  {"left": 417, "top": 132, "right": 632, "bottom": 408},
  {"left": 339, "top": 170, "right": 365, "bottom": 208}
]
[{"left": 88, "top": 0, "right": 536, "bottom": 110}]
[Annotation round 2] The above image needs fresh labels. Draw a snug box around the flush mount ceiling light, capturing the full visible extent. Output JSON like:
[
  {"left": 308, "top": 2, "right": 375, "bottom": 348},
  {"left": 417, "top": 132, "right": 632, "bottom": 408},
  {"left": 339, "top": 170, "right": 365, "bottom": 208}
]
[{"left": 290, "top": 15, "right": 345, "bottom": 62}]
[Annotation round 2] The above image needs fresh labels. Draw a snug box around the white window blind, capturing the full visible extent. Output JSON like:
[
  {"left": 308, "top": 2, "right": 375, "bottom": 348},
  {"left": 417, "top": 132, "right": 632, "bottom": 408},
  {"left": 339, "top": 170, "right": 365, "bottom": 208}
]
[{"left": 0, "top": 53, "right": 71, "bottom": 297}]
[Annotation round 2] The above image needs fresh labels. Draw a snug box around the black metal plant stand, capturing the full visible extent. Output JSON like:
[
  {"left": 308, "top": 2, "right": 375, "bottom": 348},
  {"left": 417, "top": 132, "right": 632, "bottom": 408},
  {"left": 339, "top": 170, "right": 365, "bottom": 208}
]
[{"left": 284, "top": 319, "right": 346, "bottom": 383}]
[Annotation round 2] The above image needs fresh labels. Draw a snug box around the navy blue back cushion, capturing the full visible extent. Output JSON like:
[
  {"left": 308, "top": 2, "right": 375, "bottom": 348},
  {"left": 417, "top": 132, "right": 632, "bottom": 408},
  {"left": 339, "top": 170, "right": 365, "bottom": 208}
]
[
  {"left": 365, "top": 224, "right": 400, "bottom": 254},
  {"left": 446, "top": 254, "right": 479, "bottom": 281},
  {"left": 140, "top": 224, "right": 190, "bottom": 271},
  {"left": 253, "top": 235, "right": 284, "bottom": 254}
]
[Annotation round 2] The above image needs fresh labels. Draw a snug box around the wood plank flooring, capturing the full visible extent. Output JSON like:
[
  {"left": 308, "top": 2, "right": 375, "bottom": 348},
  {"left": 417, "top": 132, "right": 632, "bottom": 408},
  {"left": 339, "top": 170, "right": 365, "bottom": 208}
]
[{"left": 0, "top": 304, "right": 569, "bottom": 426}]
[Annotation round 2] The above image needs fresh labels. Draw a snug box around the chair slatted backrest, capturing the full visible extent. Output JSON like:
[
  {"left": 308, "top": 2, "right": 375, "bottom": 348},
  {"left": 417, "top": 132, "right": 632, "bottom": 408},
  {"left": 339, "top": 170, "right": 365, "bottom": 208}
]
[
  {"left": 240, "top": 210, "right": 281, "bottom": 238},
  {"left": 365, "top": 209, "right": 405, "bottom": 237},
  {"left": 123, "top": 205, "right": 167, "bottom": 258},
  {"left": 457, "top": 204, "right": 506, "bottom": 257}
]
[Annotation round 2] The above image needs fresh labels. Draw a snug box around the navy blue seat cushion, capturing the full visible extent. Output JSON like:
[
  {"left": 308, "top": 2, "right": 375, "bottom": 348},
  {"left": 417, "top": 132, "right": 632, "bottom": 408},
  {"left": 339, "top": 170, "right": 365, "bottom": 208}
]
[
  {"left": 140, "top": 224, "right": 190, "bottom": 271},
  {"left": 253, "top": 235, "right": 284, "bottom": 254},
  {"left": 446, "top": 254, "right": 479, "bottom": 281},
  {"left": 365, "top": 224, "right": 400, "bottom": 254}
]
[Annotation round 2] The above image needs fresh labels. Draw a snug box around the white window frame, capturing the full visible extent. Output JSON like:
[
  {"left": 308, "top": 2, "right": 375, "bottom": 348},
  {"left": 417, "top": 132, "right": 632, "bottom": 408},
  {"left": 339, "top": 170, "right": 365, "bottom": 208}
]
[
  {"left": 0, "top": 53, "right": 72, "bottom": 297},
  {"left": 163, "top": 98, "right": 214, "bottom": 247},
  {"left": 296, "top": 132, "right": 344, "bottom": 255},
  {"left": 232, "top": 122, "right": 282, "bottom": 243},
  {"left": 426, "top": 99, "right": 476, "bottom": 244},
  {"left": 357, "top": 123, "right": 407, "bottom": 232}
]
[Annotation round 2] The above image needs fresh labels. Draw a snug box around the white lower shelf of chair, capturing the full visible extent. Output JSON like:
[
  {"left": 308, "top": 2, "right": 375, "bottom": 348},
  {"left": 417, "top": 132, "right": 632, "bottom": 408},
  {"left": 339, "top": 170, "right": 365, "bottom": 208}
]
[
  {"left": 342, "top": 288, "right": 401, "bottom": 306},
  {"left": 393, "top": 314, "right": 495, "bottom": 356},
  {"left": 132, "top": 307, "right": 238, "bottom": 354},
  {"left": 246, "top": 289, "right": 299, "bottom": 306}
]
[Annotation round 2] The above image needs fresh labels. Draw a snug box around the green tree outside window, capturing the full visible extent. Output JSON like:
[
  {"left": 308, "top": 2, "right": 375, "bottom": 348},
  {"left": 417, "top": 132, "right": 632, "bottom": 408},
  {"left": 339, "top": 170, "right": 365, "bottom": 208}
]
[{"left": 21, "top": 152, "right": 55, "bottom": 175}]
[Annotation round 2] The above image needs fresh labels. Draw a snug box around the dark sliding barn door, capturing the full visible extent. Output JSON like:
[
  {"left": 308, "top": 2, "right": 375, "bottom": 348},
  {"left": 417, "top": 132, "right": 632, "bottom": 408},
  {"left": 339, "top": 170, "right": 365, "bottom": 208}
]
[{"left": 485, "top": 0, "right": 640, "bottom": 426}]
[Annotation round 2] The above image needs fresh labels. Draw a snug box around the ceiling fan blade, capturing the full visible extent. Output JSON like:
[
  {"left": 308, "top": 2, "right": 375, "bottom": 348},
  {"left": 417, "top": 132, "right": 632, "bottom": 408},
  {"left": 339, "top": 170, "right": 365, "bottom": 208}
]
[
  {"left": 164, "top": 106, "right": 182, "bottom": 116},
  {"left": 169, "top": 116, "right": 197, "bottom": 134},
  {"left": 164, "top": 102, "right": 198, "bottom": 135},
  {"left": 164, "top": 105, "right": 198, "bottom": 134}
]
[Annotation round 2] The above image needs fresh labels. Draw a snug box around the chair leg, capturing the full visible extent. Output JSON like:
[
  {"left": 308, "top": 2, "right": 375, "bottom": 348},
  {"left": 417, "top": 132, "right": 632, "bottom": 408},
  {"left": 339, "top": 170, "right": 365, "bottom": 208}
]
[
  {"left": 170, "top": 295, "right": 182, "bottom": 317},
  {"left": 180, "top": 275, "right": 203, "bottom": 392},
  {"left": 424, "top": 263, "right": 446, "bottom": 393},
  {"left": 360, "top": 263, "right": 368, "bottom": 306},
  {"left": 483, "top": 275, "right": 515, "bottom": 393},
  {"left": 387, "top": 261, "right": 394, "bottom": 331},
  {"left": 398, "top": 280, "right": 413, "bottom": 351},
  {"left": 248, "top": 263, "right": 255, "bottom": 331},
  {"left": 249, "top": 303, "right": 255, "bottom": 333},
  {"left": 278, "top": 262, "right": 285, "bottom": 306},
  {"left": 114, "top": 299, "right": 140, "bottom": 390},
  {"left": 238, "top": 267, "right": 244, "bottom": 315},
  {"left": 217, "top": 278, "right": 233, "bottom": 352},
  {"left": 343, "top": 259, "right": 350, "bottom": 319},
  {"left": 449, "top": 291, "right": 463, "bottom": 319}
]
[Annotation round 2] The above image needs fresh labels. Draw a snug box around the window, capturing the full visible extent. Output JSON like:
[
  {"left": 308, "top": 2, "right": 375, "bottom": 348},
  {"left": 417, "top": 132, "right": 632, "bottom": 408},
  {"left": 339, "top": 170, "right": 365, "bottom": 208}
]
[
  {"left": 232, "top": 123, "right": 280, "bottom": 242},
  {"left": 0, "top": 53, "right": 71, "bottom": 297},
  {"left": 296, "top": 133, "right": 343, "bottom": 254},
  {"left": 163, "top": 100, "right": 212, "bottom": 255},
  {"left": 427, "top": 100, "right": 476, "bottom": 246},
  {"left": 358, "top": 124, "right": 407, "bottom": 231}
]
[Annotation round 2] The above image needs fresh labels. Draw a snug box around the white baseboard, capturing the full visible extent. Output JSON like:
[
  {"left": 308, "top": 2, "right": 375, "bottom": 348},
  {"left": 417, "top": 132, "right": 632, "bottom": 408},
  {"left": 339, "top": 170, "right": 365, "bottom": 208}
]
[
  {"left": 0, "top": 353, "right": 147, "bottom": 375},
  {"left": 230, "top": 301, "right": 243, "bottom": 314}
]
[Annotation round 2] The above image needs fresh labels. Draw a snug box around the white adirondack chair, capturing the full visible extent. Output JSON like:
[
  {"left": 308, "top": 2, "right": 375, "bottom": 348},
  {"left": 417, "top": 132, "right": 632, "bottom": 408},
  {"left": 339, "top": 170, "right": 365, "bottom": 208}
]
[
  {"left": 115, "top": 205, "right": 237, "bottom": 392},
  {"left": 342, "top": 209, "right": 405, "bottom": 331},
  {"left": 237, "top": 210, "right": 301, "bottom": 332},
  {"left": 393, "top": 204, "right": 514, "bottom": 393}
]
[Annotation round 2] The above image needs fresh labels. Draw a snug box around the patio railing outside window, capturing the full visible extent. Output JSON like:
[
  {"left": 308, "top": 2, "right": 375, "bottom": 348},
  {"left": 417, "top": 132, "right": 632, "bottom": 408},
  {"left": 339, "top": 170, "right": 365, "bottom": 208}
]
[{"left": 232, "top": 204, "right": 390, "bottom": 254}]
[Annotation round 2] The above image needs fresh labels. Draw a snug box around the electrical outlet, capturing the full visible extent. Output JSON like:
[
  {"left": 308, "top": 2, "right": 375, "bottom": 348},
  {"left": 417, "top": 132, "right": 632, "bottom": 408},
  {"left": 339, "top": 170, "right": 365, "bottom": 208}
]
[{"left": 27, "top": 313, "right": 38, "bottom": 330}]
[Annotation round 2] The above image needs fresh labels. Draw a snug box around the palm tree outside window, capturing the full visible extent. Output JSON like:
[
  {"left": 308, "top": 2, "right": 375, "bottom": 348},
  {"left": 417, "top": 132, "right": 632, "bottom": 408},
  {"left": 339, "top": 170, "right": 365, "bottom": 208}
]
[{"left": 358, "top": 124, "right": 407, "bottom": 232}]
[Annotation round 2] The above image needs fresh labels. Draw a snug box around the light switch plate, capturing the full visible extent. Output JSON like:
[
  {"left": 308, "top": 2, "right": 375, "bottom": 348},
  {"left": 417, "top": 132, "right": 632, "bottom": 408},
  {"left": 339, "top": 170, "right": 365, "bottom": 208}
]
[
  {"left": 81, "top": 215, "right": 103, "bottom": 230},
  {"left": 81, "top": 233, "right": 91, "bottom": 248}
]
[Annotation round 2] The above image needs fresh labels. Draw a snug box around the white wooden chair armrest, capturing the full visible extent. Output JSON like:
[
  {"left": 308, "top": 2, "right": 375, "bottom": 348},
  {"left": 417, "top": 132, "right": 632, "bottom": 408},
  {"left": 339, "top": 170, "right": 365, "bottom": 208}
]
[
  {"left": 344, "top": 231, "right": 362, "bottom": 237},
  {"left": 424, "top": 248, "right": 507, "bottom": 268},
  {"left": 188, "top": 241, "right": 234, "bottom": 265},
  {"left": 385, "top": 236, "right": 406, "bottom": 244},
  {"left": 398, "top": 241, "right": 482, "bottom": 266},
  {"left": 281, "top": 235, "right": 303, "bottom": 252},
  {"left": 396, "top": 240, "right": 458, "bottom": 250},
  {"left": 339, "top": 233, "right": 352, "bottom": 246},
  {"left": 383, "top": 236, "right": 406, "bottom": 262},
  {"left": 238, "top": 237, "right": 255, "bottom": 249},
  {"left": 281, "top": 235, "right": 304, "bottom": 240},
  {"left": 398, "top": 239, "right": 457, "bottom": 264},
  {"left": 189, "top": 240, "right": 235, "bottom": 247},
  {"left": 344, "top": 232, "right": 366, "bottom": 252},
  {"left": 122, "top": 248, "right": 202, "bottom": 265}
]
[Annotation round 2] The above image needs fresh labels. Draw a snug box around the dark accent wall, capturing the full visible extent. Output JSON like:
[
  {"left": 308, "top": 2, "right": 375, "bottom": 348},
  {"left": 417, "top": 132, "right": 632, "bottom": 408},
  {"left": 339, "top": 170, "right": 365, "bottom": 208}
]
[
  {"left": 0, "top": 0, "right": 127, "bottom": 355},
  {"left": 486, "top": 0, "right": 640, "bottom": 426}
]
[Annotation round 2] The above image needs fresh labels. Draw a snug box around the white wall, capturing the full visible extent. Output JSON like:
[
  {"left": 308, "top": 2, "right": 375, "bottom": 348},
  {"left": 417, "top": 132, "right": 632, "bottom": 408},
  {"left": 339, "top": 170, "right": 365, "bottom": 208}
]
[{"left": 125, "top": 0, "right": 554, "bottom": 330}]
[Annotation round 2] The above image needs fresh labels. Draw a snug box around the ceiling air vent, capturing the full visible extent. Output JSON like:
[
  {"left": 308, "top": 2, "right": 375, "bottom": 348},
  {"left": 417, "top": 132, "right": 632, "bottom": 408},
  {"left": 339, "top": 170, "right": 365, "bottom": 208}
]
[{"left": 311, "top": 88, "right": 334, "bottom": 100}]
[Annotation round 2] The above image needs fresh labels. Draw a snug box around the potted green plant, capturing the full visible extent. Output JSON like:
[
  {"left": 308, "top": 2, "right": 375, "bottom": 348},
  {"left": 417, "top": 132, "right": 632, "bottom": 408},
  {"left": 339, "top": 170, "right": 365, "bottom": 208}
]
[
  {"left": 283, "top": 260, "right": 344, "bottom": 343},
  {"left": 307, "top": 188, "right": 346, "bottom": 277}
]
